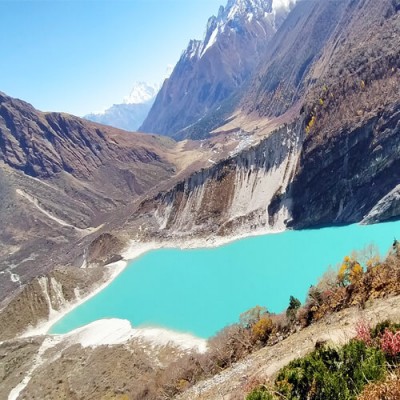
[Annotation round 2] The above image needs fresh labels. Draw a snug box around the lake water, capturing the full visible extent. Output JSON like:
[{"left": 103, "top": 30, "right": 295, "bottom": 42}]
[{"left": 50, "top": 221, "right": 400, "bottom": 338}]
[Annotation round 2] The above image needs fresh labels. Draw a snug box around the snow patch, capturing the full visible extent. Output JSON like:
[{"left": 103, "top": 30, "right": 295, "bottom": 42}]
[{"left": 200, "top": 26, "right": 219, "bottom": 57}]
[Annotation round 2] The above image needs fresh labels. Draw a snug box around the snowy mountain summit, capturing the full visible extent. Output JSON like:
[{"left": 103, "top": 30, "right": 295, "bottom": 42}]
[
  {"left": 123, "top": 82, "right": 160, "bottom": 105},
  {"left": 84, "top": 82, "right": 160, "bottom": 131},
  {"left": 184, "top": 0, "right": 294, "bottom": 60}
]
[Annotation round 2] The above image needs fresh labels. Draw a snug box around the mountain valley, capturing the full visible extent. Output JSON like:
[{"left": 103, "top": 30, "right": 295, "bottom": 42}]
[{"left": 1, "top": 0, "right": 400, "bottom": 398}]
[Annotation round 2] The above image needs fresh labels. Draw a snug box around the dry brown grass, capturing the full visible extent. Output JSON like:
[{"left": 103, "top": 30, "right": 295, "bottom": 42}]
[
  {"left": 358, "top": 368, "right": 400, "bottom": 400},
  {"left": 300, "top": 246, "right": 400, "bottom": 326}
]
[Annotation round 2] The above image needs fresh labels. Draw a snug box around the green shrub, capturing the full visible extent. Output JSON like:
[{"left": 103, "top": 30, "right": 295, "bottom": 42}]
[
  {"left": 371, "top": 320, "right": 400, "bottom": 338},
  {"left": 274, "top": 340, "right": 386, "bottom": 400},
  {"left": 246, "top": 387, "right": 275, "bottom": 400},
  {"left": 341, "top": 340, "right": 386, "bottom": 393}
]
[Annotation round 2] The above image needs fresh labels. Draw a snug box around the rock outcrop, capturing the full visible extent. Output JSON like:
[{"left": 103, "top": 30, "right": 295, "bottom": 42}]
[{"left": 0, "top": 267, "right": 107, "bottom": 341}]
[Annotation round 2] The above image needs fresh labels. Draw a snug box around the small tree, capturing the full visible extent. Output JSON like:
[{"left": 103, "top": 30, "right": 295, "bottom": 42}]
[
  {"left": 286, "top": 295, "right": 301, "bottom": 322},
  {"left": 252, "top": 316, "right": 273, "bottom": 344},
  {"left": 337, "top": 255, "right": 363, "bottom": 286}
]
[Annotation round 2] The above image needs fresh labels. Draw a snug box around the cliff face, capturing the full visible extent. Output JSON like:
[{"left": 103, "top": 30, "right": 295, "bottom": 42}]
[
  {"left": 287, "top": 104, "right": 400, "bottom": 228},
  {"left": 132, "top": 123, "right": 304, "bottom": 238}
]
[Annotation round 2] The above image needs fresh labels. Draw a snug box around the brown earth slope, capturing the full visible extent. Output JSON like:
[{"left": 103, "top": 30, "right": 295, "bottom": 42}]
[{"left": 0, "top": 91, "right": 178, "bottom": 302}]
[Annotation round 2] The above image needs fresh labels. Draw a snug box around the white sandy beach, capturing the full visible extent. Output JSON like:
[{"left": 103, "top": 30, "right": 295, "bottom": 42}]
[{"left": 63, "top": 318, "right": 207, "bottom": 353}]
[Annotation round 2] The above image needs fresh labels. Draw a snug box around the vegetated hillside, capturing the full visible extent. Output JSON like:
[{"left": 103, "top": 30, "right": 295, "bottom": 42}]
[
  {"left": 281, "top": 0, "right": 400, "bottom": 228},
  {"left": 140, "top": 0, "right": 291, "bottom": 138},
  {"left": 173, "top": 243, "right": 400, "bottom": 399},
  {"left": 0, "top": 91, "right": 177, "bottom": 302},
  {"left": 242, "top": 0, "right": 399, "bottom": 120}
]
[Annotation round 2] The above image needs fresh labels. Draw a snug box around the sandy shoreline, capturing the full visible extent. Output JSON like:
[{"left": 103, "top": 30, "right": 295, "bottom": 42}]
[
  {"left": 20, "top": 226, "right": 284, "bottom": 348},
  {"left": 20, "top": 241, "right": 158, "bottom": 339}
]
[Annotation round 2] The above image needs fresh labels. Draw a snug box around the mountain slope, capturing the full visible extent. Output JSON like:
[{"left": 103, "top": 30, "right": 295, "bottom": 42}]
[
  {"left": 140, "top": 0, "right": 292, "bottom": 138},
  {"left": 84, "top": 82, "right": 159, "bottom": 131},
  {"left": 242, "top": 0, "right": 351, "bottom": 117},
  {"left": 0, "top": 92, "right": 177, "bottom": 302},
  {"left": 242, "top": 0, "right": 400, "bottom": 120}
]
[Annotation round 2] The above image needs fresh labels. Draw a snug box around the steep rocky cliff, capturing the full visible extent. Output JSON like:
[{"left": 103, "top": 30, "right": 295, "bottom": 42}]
[
  {"left": 287, "top": 104, "right": 400, "bottom": 228},
  {"left": 128, "top": 122, "right": 304, "bottom": 239}
]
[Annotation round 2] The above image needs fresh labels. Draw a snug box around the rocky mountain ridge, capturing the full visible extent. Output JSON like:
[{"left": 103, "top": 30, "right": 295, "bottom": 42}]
[{"left": 140, "top": 0, "right": 292, "bottom": 138}]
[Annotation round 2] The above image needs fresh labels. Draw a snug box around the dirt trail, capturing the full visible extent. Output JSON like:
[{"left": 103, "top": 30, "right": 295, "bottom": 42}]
[{"left": 177, "top": 294, "right": 400, "bottom": 400}]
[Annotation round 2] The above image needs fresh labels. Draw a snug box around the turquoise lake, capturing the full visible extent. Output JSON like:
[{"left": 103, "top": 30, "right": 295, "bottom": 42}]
[{"left": 50, "top": 221, "right": 400, "bottom": 338}]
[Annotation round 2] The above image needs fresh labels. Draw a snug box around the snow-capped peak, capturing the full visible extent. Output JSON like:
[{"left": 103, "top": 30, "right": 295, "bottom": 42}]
[
  {"left": 272, "top": 0, "right": 296, "bottom": 12},
  {"left": 196, "top": 0, "right": 274, "bottom": 58},
  {"left": 180, "top": 0, "right": 296, "bottom": 62},
  {"left": 123, "top": 82, "right": 160, "bottom": 105},
  {"left": 224, "top": 0, "right": 273, "bottom": 20}
]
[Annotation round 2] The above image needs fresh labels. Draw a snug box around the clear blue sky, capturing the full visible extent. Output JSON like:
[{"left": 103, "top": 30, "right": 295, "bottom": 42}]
[{"left": 0, "top": 0, "right": 222, "bottom": 116}]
